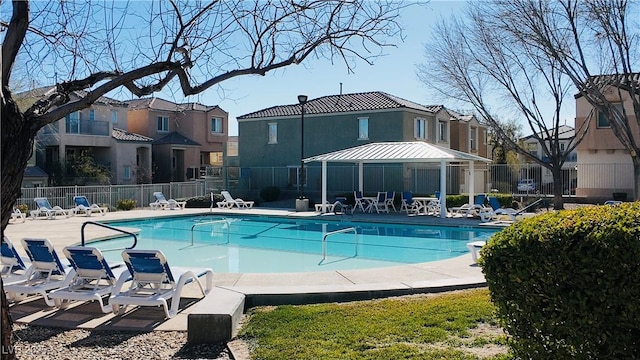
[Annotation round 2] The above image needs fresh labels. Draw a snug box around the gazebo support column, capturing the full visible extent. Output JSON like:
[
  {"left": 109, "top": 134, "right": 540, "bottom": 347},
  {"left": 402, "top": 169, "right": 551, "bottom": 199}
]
[
  {"left": 358, "top": 162, "right": 364, "bottom": 192},
  {"left": 440, "top": 160, "right": 447, "bottom": 218},
  {"left": 321, "top": 161, "right": 327, "bottom": 213},
  {"left": 468, "top": 160, "right": 475, "bottom": 205}
]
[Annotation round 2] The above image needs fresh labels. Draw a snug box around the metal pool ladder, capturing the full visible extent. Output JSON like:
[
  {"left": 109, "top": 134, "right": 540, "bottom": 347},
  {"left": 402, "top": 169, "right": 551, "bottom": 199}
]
[
  {"left": 80, "top": 221, "right": 139, "bottom": 251},
  {"left": 320, "top": 227, "right": 358, "bottom": 264},
  {"left": 190, "top": 218, "right": 230, "bottom": 246}
]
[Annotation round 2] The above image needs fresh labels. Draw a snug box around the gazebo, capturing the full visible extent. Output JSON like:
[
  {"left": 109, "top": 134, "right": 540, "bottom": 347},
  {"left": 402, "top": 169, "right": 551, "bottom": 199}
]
[{"left": 303, "top": 141, "right": 492, "bottom": 218}]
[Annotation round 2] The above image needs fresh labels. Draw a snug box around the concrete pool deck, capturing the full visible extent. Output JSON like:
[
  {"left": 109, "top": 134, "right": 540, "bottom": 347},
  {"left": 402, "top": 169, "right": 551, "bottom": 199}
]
[{"left": 4, "top": 206, "right": 501, "bottom": 341}]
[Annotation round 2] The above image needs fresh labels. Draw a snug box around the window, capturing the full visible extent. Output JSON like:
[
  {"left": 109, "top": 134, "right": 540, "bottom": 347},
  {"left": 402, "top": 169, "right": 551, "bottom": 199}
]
[
  {"left": 65, "top": 111, "right": 80, "bottom": 134},
  {"left": 111, "top": 110, "right": 118, "bottom": 124},
  {"left": 560, "top": 143, "right": 565, "bottom": 152},
  {"left": 89, "top": 109, "right": 95, "bottom": 121},
  {"left": 598, "top": 102, "right": 623, "bottom": 128},
  {"left": 288, "top": 166, "right": 306, "bottom": 187},
  {"left": 358, "top": 117, "right": 369, "bottom": 140},
  {"left": 438, "top": 120, "right": 447, "bottom": 142},
  {"left": 470, "top": 126, "right": 477, "bottom": 151},
  {"left": 414, "top": 118, "right": 426, "bottom": 139},
  {"left": 157, "top": 116, "right": 169, "bottom": 132},
  {"left": 123, "top": 165, "right": 131, "bottom": 180},
  {"left": 211, "top": 117, "right": 222, "bottom": 133},
  {"left": 268, "top": 122, "right": 278, "bottom": 144}
]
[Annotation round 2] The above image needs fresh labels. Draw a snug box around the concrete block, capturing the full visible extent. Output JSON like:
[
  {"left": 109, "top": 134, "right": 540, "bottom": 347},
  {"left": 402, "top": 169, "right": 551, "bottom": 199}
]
[{"left": 187, "top": 288, "right": 245, "bottom": 344}]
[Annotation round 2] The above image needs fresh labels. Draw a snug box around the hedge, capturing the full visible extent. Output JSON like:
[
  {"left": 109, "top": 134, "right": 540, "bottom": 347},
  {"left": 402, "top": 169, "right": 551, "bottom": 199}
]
[{"left": 479, "top": 203, "right": 640, "bottom": 359}]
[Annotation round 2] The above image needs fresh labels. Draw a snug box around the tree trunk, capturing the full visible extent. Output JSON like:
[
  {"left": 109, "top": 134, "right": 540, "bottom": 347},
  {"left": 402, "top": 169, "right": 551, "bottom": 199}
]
[
  {"left": 1, "top": 276, "right": 14, "bottom": 360},
  {"left": 551, "top": 166, "right": 565, "bottom": 210},
  {"left": 632, "top": 154, "right": 640, "bottom": 201},
  {"left": 1, "top": 98, "right": 35, "bottom": 360}
]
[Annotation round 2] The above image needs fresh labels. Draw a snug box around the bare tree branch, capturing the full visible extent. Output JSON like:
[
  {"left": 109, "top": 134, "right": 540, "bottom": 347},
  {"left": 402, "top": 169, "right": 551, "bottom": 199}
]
[{"left": 418, "top": 3, "right": 586, "bottom": 209}]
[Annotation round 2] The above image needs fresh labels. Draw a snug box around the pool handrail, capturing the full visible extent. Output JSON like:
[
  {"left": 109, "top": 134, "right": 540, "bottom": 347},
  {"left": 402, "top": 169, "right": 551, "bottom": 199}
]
[
  {"left": 321, "top": 227, "right": 358, "bottom": 264},
  {"left": 191, "top": 218, "right": 230, "bottom": 246},
  {"left": 80, "top": 221, "right": 138, "bottom": 249}
]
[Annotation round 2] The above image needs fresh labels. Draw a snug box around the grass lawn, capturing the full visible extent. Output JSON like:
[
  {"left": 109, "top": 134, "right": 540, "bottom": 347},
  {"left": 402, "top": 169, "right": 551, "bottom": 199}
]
[{"left": 238, "top": 288, "right": 511, "bottom": 360}]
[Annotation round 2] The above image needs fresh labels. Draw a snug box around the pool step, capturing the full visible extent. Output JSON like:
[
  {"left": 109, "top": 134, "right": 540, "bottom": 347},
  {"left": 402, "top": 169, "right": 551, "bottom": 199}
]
[{"left": 187, "top": 288, "right": 245, "bottom": 344}]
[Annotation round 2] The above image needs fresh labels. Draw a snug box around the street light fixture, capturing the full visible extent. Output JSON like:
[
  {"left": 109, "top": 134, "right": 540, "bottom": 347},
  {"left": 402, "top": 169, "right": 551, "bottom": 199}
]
[{"left": 298, "top": 94, "right": 308, "bottom": 199}]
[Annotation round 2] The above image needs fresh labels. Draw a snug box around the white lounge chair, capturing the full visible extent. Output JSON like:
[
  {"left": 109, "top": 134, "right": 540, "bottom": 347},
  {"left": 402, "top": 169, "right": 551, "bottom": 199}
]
[
  {"left": 48, "top": 246, "right": 130, "bottom": 313},
  {"left": 109, "top": 249, "right": 213, "bottom": 318},
  {"left": 72, "top": 196, "right": 108, "bottom": 216},
  {"left": 4, "top": 238, "right": 71, "bottom": 305},
  {"left": 1, "top": 236, "right": 31, "bottom": 286},
  {"left": 449, "top": 194, "right": 488, "bottom": 218},
  {"left": 467, "top": 240, "right": 487, "bottom": 263},
  {"left": 216, "top": 190, "right": 254, "bottom": 209},
  {"left": 150, "top": 192, "right": 186, "bottom": 210},
  {"left": 314, "top": 201, "right": 336, "bottom": 213},
  {"left": 10, "top": 207, "right": 26, "bottom": 223},
  {"left": 479, "top": 197, "right": 537, "bottom": 223},
  {"left": 30, "top": 197, "right": 71, "bottom": 219}
]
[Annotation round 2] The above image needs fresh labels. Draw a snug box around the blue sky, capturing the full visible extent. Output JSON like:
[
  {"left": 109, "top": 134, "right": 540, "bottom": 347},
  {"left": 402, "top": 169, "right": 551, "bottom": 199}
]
[
  {"left": 167, "top": 1, "right": 469, "bottom": 136},
  {"left": 146, "top": 1, "right": 576, "bottom": 136}
]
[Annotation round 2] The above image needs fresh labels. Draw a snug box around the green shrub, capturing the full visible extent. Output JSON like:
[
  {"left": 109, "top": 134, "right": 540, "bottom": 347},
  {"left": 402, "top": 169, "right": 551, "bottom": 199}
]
[
  {"left": 260, "top": 186, "right": 281, "bottom": 202},
  {"left": 15, "top": 204, "right": 28, "bottom": 213},
  {"left": 480, "top": 203, "right": 640, "bottom": 359},
  {"left": 443, "top": 193, "right": 513, "bottom": 208},
  {"left": 116, "top": 199, "right": 136, "bottom": 211},
  {"left": 185, "top": 195, "right": 217, "bottom": 208}
]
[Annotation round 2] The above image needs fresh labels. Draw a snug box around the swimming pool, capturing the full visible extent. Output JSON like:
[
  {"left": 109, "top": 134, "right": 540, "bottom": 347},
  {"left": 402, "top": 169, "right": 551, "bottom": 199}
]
[{"left": 91, "top": 215, "right": 498, "bottom": 273}]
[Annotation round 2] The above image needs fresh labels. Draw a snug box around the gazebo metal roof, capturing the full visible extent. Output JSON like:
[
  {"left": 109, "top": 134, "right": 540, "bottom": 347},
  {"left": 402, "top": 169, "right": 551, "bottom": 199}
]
[{"left": 304, "top": 141, "right": 491, "bottom": 164}]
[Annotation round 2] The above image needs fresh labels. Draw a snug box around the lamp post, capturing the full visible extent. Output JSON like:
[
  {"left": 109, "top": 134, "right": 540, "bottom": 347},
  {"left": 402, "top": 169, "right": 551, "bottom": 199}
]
[{"left": 298, "top": 94, "right": 308, "bottom": 199}]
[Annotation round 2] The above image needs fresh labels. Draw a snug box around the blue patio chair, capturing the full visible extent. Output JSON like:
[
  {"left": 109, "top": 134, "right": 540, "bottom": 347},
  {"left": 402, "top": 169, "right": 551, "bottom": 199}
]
[
  {"left": 109, "top": 249, "right": 213, "bottom": 318},
  {"left": 385, "top": 191, "right": 397, "bottom": 212},
  {"left": 4, "top": 238, "right": 71, "bottom": 305},
  {"left": 1, "top": 236, "right": 31, "bottom": 285},
  {"left": 450, "top": 193, "right": 488, "bottom": 218},
  {"left": 400, "top": 191, "right": 419, "bottom": 214},
  {"left": 72, "top": 196, "right": 108, "bottom": 217},
  {"left": 48, "top": 246, "right": 130, "bottom": 313},
  {"left": 30, "top": 197, "right": 71, "bottom": 219}
]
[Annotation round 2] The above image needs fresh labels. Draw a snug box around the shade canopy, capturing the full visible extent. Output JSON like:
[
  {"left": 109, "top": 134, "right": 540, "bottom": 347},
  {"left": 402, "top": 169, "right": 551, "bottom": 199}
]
[
  {"left": 303, "top": 141, "right": 492, "bottom": 217},
  {"left": 304, "top": 141, "right": 491, "bottom": 164}
]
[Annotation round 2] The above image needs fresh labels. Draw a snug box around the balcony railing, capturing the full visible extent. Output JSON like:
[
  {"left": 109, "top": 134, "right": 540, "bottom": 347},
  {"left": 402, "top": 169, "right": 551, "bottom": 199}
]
[{"left": 65, "top": 119, "right": 110, "bottom": 136}]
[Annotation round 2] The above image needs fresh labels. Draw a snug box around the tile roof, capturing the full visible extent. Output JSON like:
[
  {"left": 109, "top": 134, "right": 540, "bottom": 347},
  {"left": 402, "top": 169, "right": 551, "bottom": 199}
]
[
  {"left": 112, "top": 128, "right": 154, "bottom": 142},
  {"left": 575, "top": 73, "right": 640, "bottom": 98},
  {"left": 152, "top": 131, "right": 201, "bottom": 146},
  {"left": 127, "top": 97, "right": 219, "bottom": 112},
  {"left": 23, "top": 165, "right": 48, "bottom": 178},
  {"left": 237, "top": 91, "right": 442, "bottom": 119},
  {"left": 522, "top": 125, "right": 575, "bottom": 141},
  {"left": 447, "top": 109, "right": 475, "bottom": 122},
  {"left": 17, "top": 87, "right": 128, "bottom": 107}
]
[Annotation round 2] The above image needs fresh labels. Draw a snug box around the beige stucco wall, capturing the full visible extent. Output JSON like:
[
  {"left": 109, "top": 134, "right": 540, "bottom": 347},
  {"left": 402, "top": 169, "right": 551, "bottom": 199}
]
[
  {"left": 575, "top": 88, "right": 639, "bottom": 151},
  {"left": 574, "top": 85, "right": 639, "bottom": 198},
  {"left": 111, "top": 141, "right": 152, "bottom": 185}
]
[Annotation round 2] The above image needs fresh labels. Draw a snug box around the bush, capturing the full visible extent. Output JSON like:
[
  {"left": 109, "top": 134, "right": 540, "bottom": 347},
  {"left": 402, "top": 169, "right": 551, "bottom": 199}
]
[
  {"left": 480, "top": 203, "right": 640, "bottom": 358},
  {"left": 260, "top": 186, "right": 281, "bottom": 202},
  {"left": 185, "top": 195, "right": 217, "bottom": 208},
  {"left": 443, "top": 193, "right": 513, "bottom": 209},
  {"left": 15, "top": 204, "right": 28, "bottom": 213},
  {"left": 116, "top": 199, "right": 136, "bottom": 211}
]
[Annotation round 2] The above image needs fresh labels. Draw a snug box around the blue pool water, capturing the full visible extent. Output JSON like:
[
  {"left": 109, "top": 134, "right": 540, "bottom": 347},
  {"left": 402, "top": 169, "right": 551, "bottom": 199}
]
[{"left": 91, "top": 215, "right": 498, "bottom": 273}]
